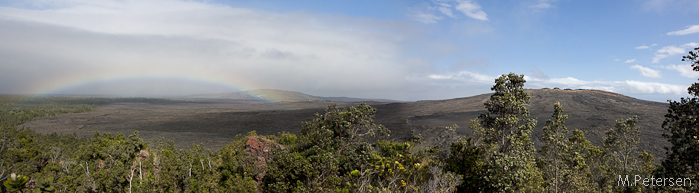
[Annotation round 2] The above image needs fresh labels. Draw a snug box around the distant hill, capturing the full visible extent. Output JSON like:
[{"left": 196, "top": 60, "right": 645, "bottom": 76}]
[
  {"left": 183, "top": 89, "right": 319, "bottom": 102},
  {"left": 319, "top": 96, "right": 402, "bottom": 103},
  {"left": 22, "top": 88, "right": 671, "bottom": 162},
  {"left": 371, "top": 89, "right": 669, "bottom": 162},
  {"left": 183, "top": 89, "right": 398, "bottom": 102}
]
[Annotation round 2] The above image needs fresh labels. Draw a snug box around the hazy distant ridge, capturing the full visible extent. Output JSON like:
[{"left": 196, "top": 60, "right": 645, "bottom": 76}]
[{"left": 183, "top": 89, "right": 398, "bottom": 102}]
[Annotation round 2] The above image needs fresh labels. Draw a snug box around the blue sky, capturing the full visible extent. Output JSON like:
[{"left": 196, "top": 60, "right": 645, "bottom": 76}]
[{"left": 0, "top": 0, "right": 698, "bottom": 102}]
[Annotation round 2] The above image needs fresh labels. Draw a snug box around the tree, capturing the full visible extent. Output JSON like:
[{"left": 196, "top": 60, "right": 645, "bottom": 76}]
[
  {"left": 562, "top": 129, "right": 596, "bottom": 192},
  {"left": 452, "top": 73, "right": 542, "bottom": 192},
  {"left": 604, "top": 116, "right": 640, "bottom": 175},
  {"left": 539, "top": 102, "right": 569, "bottom": 193},
  {"left": 445, "top": 136, "right": 487, "bottom": 192},
  {"left": 216, "top": 134, "right": 259, "bottom": 192},
  {"left": 537, "top": 103, "right": 598, "bottom": 192},
  {"left": 661, "top": 46, "right": 699, "bottom": 192},
  {"left": 263, "top": 104, "right": 390, "bottom": 192}
]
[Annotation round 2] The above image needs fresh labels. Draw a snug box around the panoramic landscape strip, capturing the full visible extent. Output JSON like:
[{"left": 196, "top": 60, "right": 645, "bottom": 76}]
[{"left": 1, "top": 47, "right": 698, "bottom": 192}]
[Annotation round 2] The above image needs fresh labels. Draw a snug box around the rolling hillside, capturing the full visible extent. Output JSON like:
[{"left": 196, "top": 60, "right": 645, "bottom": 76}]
[
  {"left": 372, "top": 89, "right": 669, "bottom": 161},
  {"left": 22, "top": 89, "right": 671, "bottom": 161}
]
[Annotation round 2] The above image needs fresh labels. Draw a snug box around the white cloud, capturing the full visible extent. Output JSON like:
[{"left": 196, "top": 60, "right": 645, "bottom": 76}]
[
  {"left": 454, "top": 0, "right": 488, "bottom": 21},
  {"left": 433, "top": 0, "right": 452, "bottom": 8},
  {"left": 630, "top": 65, "right": 662, "bottom": 78},
  {"left": 657, "top": 46, "right": 685, "bottom": 55},
  {"left": 415, "top": 0, "right": 488, "bottom": 23},
  {"left": 427, "top": 71, "right": 684, "bottom": 95},
  {"left": 667, "top": 25, "right": 699, "bottom": 35},
  {"left": 634, "top": 44, "right": 658, "bottom": 50},
  {"left": 437, "top": 6, "right": 456, "bottom": 18},
  {"left": 625, "top": 59, "right": 636, "bottom": 63},
  {"left": 427, "top": 70, "right": 495, "bottom": 84},
  {"left": 547, "top": 77, "right": 589, "bottom": 85},
  {"left": 530, "top": 3, "right": 552, "bottom": 9},
  {"left": 529, "top": 0, "right": 557, "bottom": 10},
  {"left": 624, "top": 80, "right": 684, "bottom": 95},
  {"left": 534, "top": 78, "right": 683, "bottom": 95},
  {"left": 653, "top": 42, "right": 697, "bottom": 63},
  {"left": 0, "top": 0, "right": 418, "bottom": 98},
  {"left": 635, "top": 44, "right": 657, "bottom": 49},
  {"left": 409, "top": 12, "right": 443, "bottom": 23},
  {"left": 660, "top": 64, "right": 699, "bottom": 78}
]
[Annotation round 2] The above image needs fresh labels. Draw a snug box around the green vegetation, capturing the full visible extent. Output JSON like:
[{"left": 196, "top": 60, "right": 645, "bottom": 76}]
[
  {"left": 660, "top": 46, "right": 699, "bottom": 192},
  {"left": 446, "top": 73, "right": 542, "bottom": 192},
  {"left": 2, "top": 48, "right": 699, "bottom": 192}
]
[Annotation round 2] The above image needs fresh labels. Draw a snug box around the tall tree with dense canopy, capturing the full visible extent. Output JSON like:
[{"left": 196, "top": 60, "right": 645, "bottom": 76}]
[
  {"left": 661, "top": 46, "right": 699, "bottom": 192},
  {"left": 457, "top": 73, "right": 542, "bottom": 192},
  {"left": 539, "top": 102, "right": 569, "bottom": 193},
  {"left": 562, "top": 129, "right": 597, "bottom": 191},
  {"left": 538, "top": 102, "right": 599, "bottom": 192}
]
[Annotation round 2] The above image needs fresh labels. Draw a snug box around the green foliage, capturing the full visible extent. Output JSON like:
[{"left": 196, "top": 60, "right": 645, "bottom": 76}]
[
  {"left": 217, "top": 134, "right": 261, "bottom": 192},
  {"left": 445, "top": 137, "right": 487, "bottom": 192},
  {"left": 563, "top": 130, "right": 597, "bottom": 191},
  {"left": 538, "top": 103, "right": 598, "bottom": 192},
  {"left": 539, "top": 102, "right": 569, "bottom": 193},
  {"left": 422, "top": 166, "right": 462, "bottom": 193},
  {"left": 469, "top": 73, "right": 542, "bottom": 192},
  {"left": 4, "top": 173, "right": 29, "bottom": 192},
  {"left": 604, "top": 116, "right": 641, "bottom": 175},
  {"left": 685, "top": 47, "right": 699, "bottom": 97},
  {"left": 275, "top": 132, "right": 298, "bottom": 147},
  {"left": 660, "top": 46, "right": 699, "bottom": 192},
  {"left": 265, "top": 104, "right": 390, "bottom": 192},
  {"left": 599, "top": 116, "right": 659, "bottom": 192},
  {"left": 0, "top": 96, "right": 97, "bottom": 126},
  {"left": 480, "top": 73, "right": 533, "bottom": 146},
  {"left": 361, "top": 140, "right": 434, "bottom": 192},
  {"left": 264, "top": 104, "right": 445, "bottom": 192},
  {"left": 297, "top": 104, "right": 389, "bottom": 152},
  {"left": 34, "top": 176, "right": 56, "bottom": 193}
]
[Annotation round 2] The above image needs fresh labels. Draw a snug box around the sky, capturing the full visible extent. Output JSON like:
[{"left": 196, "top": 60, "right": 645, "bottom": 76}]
[{"left": 1, "top": 0, "right": 698, "bottom": 102}]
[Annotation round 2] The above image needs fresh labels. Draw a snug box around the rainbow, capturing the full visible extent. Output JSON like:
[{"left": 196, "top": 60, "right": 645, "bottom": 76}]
[{"left": 26, "top": 70, "right": 272, "bottom": 100}]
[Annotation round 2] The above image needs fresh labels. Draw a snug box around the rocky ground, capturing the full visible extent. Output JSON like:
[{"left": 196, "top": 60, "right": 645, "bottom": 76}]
[{"left": 21, "top": 89, "right": 670, "bottom": 161}]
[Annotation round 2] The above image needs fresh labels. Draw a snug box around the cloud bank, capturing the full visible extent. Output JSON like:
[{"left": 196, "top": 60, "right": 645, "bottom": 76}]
[
  {"left": 428, "top": 70, "right": 685, "bottom": 96},
  {"left": 0, "top": 0, "right": 423, "bottom": 99},
  {"left": 0, "top": 0, "right": 693, "bottom": 102},
  {"left": 660, "top": 64, "right": 699, "bottom": 78}
]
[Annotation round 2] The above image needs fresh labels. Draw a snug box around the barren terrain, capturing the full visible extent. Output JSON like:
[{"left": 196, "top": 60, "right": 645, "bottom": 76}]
[
  {"left": 21, "top": 89, "right": 669, "bottom": 161},
  {"left": 20, "top": 100, "right": 387, "bottom": 149}
]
